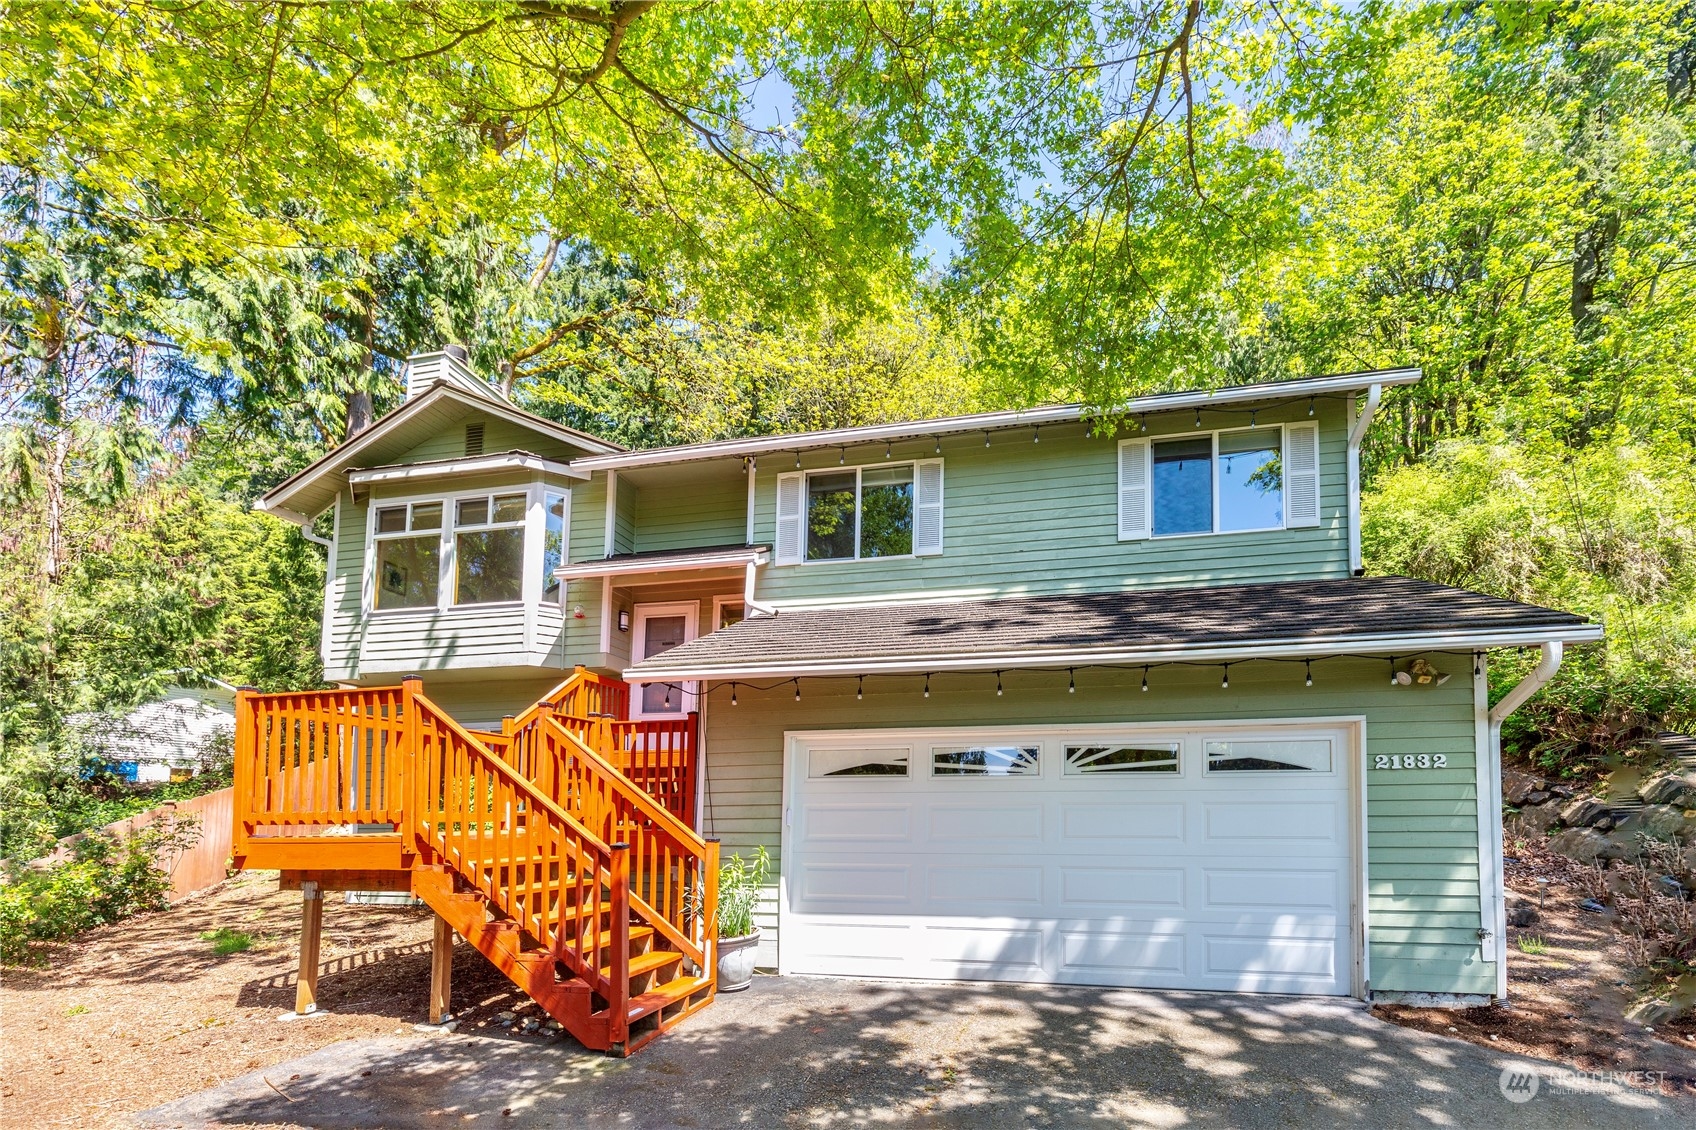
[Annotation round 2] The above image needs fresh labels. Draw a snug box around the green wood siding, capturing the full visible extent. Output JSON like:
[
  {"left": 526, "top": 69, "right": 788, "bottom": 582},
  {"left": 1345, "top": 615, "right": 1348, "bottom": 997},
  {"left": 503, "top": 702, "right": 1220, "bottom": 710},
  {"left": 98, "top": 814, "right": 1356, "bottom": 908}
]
[
  {"left": 734, "top": 400, "right": 1350, "bottom": 607},
  {"left": 701, "top": 653, "right": 1491, "bottom": 994},
  {"left": 392, "top": 410, "right": 583, "bottom": 465},
  {"left": 633, "top": 474, "right": 746, "bottom": 553}
]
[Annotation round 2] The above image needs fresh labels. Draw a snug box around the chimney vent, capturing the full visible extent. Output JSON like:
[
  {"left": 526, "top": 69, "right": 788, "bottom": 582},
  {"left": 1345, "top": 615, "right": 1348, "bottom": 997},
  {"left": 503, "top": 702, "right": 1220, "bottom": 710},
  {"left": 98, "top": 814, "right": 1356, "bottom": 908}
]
[{"left": 445, "top": 343, "right": 470, "bottom": 363}]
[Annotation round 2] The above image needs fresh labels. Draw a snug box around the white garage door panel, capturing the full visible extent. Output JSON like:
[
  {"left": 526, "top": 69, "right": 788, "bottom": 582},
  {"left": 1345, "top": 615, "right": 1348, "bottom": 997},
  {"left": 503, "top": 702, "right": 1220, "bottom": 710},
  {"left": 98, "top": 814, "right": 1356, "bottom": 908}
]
[{"left": 785, "top": 722, "right": 1356, "bottom": 995}]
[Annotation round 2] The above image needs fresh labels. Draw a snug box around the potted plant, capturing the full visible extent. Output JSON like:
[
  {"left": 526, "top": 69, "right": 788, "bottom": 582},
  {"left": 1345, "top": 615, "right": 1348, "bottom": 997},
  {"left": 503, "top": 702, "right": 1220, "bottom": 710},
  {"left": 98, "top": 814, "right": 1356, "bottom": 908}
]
[{"left": 714, "top": 845, "right": 768, "bottom": 992}]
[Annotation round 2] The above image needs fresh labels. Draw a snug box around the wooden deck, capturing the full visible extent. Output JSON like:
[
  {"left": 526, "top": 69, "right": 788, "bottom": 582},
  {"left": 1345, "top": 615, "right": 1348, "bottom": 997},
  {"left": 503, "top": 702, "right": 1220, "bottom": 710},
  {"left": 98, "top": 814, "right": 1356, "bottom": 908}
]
[{"left": 231, "top": 669, "right": 717, "bottom": 1056}]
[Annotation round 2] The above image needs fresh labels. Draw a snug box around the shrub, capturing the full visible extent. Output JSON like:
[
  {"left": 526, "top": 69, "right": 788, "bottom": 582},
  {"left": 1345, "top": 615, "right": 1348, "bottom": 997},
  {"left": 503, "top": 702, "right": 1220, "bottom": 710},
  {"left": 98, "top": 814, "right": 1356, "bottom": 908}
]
[
  {"left": 715, "top": 845, "right": 770, "bottom": 941},
  {"left": 0, "top": 819, "right": 199, "bottom": 965}
]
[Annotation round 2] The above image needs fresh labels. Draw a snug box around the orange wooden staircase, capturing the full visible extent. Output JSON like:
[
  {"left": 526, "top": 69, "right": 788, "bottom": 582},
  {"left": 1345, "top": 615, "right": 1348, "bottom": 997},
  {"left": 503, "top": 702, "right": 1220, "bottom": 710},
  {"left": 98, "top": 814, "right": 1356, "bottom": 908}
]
[{"left": 231, "top": 670, "right": 718, "bottom": 1056}]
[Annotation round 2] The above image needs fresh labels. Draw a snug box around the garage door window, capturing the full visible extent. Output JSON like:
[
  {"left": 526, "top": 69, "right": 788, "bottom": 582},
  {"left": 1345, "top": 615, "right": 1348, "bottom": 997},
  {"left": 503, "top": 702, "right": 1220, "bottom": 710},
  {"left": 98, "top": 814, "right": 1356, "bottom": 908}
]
[
  {"left": 810, "top": 748, "right": 910, "bottom": 778},
  {"left": 931, "top": 746, "right": 1040, "bottom": 776},
  {"left": 1206, "top": 738, "right": 1332, "bottom": 773},
  {"left": 1063, "top": 743, "right": 1180, "bottom": 775}
]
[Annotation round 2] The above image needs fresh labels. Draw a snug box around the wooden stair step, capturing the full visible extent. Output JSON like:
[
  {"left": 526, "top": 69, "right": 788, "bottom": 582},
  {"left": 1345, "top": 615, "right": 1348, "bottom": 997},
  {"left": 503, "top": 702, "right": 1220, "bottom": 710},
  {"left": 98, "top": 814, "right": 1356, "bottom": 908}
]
[
  {"left": 627, "top": 975, "right": 711, "bottom": 1021},
  {"left": 603, "top": 949, "right": 683, "bottom": 981},
  {"left": 563, "top": 924, "right": 654, "bottom": 953}
]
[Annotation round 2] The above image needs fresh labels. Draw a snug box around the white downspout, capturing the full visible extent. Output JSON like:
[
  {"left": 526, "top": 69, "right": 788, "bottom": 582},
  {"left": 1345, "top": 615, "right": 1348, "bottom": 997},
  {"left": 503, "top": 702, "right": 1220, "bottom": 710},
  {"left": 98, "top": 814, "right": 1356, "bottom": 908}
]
[
  {"left": 744, "top": 560, "right": 776, "bottom": 618},
  {"left": 299, "top": 526, "right": 332, "bottom": 549},
  {"left": 1482, "top": 641, "right": 1565, "bottom": 999},
  {"left": 1346, "top": 383, "right": 1382, "bottom": 577}
]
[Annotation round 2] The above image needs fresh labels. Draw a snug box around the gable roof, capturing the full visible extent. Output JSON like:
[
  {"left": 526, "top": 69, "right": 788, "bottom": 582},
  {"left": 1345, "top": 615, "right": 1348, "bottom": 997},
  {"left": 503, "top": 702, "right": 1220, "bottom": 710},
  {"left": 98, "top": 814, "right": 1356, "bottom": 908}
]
[
  {"left": 256, "top": 382, "right": 623, "bottom": 524},
  {"left": 573, "top": 368, "right": 1422, "bottom": 473},
  {"left": 623, "top": 575, "right": 1600, "bottom": 681}
]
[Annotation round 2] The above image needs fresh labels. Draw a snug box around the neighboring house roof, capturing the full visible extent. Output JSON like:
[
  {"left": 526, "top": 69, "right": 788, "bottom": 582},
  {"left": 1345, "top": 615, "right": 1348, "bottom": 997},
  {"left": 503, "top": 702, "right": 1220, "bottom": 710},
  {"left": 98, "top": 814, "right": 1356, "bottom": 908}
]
[
  {"left": 257, "top": 381, "right": 624, "bottom": 524},
  {"left": 71, "top": 686, "right": 236, "bottom": 765},
  {"left": 573, "top": 368, "right": 1423, "bottom": 473},
  {"left": 623, "top": 576, "right": 1601, "bottom": 681}
]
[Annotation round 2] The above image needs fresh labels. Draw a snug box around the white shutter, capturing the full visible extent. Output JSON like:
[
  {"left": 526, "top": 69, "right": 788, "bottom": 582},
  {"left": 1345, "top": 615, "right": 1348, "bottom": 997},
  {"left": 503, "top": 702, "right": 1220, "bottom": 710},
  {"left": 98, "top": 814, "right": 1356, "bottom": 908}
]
[
  {"left": 1118, "top": 439, "right": 1151, "bottom": 540},
  {"left": 775, "top": 472, "right": 805, "bottom": 564},
  {"left": 1285, "top": 422, "right": 1320, "bottom": 528},
  {"left": 914, "top": 459, "right": 944, "bottom": 556}
]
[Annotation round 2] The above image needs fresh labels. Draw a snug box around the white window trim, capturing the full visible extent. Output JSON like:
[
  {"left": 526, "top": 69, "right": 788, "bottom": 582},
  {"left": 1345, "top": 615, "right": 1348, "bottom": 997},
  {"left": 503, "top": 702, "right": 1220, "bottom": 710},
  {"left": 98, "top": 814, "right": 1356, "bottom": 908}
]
[
  {"left": 1139, "top": 423, "right": 1294, "bottom": 541},
  {"left": 362, "top": 482, "right": 571, "bottom": 618},
  {"left": 795, "top": 462, "right": 920, "bottom": 565},
  {"left": 630, "top": 600, "right": 701, "bottom": 720},
  {"left": 711, "top": 594, "right": 747, "bottom": 632}
]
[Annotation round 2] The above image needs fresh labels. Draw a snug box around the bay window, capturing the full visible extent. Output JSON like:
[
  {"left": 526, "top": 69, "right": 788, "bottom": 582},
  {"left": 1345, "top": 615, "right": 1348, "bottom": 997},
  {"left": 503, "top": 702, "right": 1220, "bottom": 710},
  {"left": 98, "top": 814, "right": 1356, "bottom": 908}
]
[{"left": 368, "top": 485, "right": 569, "bottom": 614}]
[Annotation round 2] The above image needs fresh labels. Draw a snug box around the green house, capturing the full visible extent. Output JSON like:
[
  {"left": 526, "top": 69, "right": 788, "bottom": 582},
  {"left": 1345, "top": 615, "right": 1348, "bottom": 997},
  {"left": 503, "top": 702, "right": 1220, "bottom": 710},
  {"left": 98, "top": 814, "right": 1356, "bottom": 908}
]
[{"left": 257, "top": 348, "right": 1599, "bottom": 1010}]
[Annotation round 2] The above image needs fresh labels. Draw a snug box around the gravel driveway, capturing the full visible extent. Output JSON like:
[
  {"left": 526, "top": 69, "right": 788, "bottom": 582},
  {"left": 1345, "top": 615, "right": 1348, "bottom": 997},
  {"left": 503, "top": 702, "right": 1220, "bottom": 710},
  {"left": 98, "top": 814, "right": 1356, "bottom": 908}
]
[{"left": 138, "top": 976, "right": 1691, "bottom": 1128}]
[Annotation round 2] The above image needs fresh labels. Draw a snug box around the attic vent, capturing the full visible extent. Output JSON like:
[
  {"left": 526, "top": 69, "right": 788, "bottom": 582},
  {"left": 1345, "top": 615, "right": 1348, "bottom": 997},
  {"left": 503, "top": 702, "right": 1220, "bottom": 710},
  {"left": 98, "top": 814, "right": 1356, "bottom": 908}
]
[{"left": 465, "top": 423, "right": 485, "bottom": 457}]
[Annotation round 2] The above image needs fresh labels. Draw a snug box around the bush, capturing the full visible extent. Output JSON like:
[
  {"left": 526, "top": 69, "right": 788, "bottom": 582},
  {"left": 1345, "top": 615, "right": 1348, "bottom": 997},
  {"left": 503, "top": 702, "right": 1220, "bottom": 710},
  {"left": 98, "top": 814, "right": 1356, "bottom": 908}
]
[
  {"left": 0, "top": 819, "right": 199, "bottom": 965},
  {"left": 715, "top": 845, "right": 770, "bottom": 941}
]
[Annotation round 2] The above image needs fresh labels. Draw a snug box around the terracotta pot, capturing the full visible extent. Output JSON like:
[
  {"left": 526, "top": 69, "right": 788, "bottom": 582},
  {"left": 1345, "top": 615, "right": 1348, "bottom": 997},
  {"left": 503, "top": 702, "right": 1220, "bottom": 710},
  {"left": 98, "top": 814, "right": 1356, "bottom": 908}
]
[{"left": 716, "top": 927, "right": 761, "bottom": 992}]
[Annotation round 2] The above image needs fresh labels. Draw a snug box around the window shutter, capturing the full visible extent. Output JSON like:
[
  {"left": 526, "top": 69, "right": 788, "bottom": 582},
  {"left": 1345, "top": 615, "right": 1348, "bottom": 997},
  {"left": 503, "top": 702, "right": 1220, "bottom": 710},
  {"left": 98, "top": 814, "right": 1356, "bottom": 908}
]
[
  {"left": 1118, "top": 439, "right": 1150, "bottom": 540},
  {"left": 1285, "top": 422, "right": 1320, "bottom": 528},
  {"left": 775, "top": 472, "right": 804, "bottom": 564},
  {"left": 914, "top": 459, "right": 944, "bottom": 556}
]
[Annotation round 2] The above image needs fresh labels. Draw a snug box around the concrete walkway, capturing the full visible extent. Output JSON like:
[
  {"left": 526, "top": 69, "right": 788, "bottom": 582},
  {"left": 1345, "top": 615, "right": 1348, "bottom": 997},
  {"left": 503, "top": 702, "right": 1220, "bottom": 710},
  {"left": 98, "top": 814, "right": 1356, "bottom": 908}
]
[{"left": 138, "top": 977, "right": 1691, "bottom": 1128}]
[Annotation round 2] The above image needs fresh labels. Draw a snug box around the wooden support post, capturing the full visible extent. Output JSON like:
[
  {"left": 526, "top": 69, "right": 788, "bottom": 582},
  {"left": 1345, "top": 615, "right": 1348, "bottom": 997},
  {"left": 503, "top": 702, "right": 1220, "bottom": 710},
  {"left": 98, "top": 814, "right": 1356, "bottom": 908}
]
[
  {"left": 295, "top": 880, "right": 323, "bottom": 1014},
  {"left": 430, "top": 913, "right": 454, "bottom": 1023}
]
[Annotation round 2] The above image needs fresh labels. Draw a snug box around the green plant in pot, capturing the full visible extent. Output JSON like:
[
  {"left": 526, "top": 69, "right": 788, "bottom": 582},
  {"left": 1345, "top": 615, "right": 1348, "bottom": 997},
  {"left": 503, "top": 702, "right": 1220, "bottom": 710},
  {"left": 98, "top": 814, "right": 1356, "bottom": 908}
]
[{"left": 715, "top": 846, "right": 768, "bottom": 992}]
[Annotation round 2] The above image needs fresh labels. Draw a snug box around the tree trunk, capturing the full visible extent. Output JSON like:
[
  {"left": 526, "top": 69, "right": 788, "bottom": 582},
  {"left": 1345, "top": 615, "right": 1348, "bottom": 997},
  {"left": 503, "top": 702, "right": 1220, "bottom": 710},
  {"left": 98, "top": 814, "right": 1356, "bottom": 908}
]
[
  {"left": 1570, "top": 213, "right": 1618, "bottom": 332},
  {"left": 343, "top": 301, "right": 378, "bottom": 440}
]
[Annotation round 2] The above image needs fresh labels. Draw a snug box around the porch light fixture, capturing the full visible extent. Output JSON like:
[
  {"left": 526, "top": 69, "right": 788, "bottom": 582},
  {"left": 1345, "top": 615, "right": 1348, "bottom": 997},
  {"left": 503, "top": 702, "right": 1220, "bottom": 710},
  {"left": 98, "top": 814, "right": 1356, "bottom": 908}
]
[{"left": 617, "top": 609, "right": 630, "bottom": 632}]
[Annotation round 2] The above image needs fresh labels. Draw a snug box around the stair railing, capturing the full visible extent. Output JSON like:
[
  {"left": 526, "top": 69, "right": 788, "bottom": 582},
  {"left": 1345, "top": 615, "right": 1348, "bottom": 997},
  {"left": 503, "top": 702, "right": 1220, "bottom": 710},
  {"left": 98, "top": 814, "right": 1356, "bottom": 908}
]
[{"left": 406, "top": 687, "right": 627, "bottom": 1012}]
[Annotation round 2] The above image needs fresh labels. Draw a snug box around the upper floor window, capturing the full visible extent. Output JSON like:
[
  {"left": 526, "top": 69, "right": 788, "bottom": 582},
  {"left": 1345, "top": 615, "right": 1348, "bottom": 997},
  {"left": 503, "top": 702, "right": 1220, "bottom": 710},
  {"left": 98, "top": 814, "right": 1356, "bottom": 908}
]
[
  {"left": 455, "top": 493, "right": 527, "bottom": 604},
  {"left": 542, "top": 492, "right": 567, "bottom": 600},
  {"left": 1119, "top": 423, "right": 1318, "bottom": 540},
  {"left": 776, "top": 459, "right": 943, "bottom": 564},
  {"left": 374, "top": 502, "right": 442, "bottom": 610}
]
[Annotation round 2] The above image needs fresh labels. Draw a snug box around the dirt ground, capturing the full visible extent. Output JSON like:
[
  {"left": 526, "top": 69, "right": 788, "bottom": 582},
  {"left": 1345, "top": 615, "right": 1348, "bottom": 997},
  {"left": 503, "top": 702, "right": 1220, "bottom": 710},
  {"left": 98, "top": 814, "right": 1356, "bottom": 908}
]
[
  {"left": 1375, "top": 842, "right": 1696, "bottom": 1098},
  {"left": 0, "top": 870, "right": 554, "bottom": 1128}
]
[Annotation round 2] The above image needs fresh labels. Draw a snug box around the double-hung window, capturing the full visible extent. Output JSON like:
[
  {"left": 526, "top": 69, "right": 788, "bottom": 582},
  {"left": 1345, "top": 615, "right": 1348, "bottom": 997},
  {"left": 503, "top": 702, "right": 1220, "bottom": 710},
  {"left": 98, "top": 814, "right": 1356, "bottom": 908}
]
[
  {"left": 775, "top": 459, "right": 943, "bottom": 564},
  {"left": 1119, "top": 422, "right": 1318, "bottom": 540},
  {"left": 454, "top": 492, "right": 527, "bottom": 604},
  {"left": 374, "top": 502, "right": 443, "bottom": 610}
]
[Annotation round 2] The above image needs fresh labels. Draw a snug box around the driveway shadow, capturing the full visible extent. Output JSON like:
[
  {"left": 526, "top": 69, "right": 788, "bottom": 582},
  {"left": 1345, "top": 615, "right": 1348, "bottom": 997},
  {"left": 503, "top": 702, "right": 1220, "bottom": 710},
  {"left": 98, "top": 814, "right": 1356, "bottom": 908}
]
[{"left": 138, "top": 976, "right": 1689, "bottom": 1128}]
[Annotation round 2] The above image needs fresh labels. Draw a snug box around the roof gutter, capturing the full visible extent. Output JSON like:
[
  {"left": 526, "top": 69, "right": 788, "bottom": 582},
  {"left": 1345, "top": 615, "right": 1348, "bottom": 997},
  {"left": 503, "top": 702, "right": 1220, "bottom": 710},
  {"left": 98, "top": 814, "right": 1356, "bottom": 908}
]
[
  {"left": 624, "top": 624, "right": 1601, "bottom": 682},
  {"left": 1346, "top": 383, "right": 1383, "bottom": 576}
]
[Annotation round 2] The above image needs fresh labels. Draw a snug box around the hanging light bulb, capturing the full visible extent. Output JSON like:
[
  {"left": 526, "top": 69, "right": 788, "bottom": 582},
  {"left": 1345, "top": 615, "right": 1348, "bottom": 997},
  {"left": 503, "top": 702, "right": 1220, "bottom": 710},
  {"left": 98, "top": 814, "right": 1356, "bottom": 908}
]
[
  {"left": 1194, "top": 408, "right": 1202, "bottom": 428},
  {"left": 1474, "top": 653, "right": 1482, "bottom": 678},
  {"left": 839, "top": 447, "right": 845, "bottom": 465},
  {"left": 1067, "top": 668, "right": 1075, "bottom": 694},
  {"left": 923, "top": 673, "right": 931, "bottom": 698},
  {"left": 1220, "top": 665, "right": 1230, "bottom": 689},
  {"left": 984, "top": 430, "right": 991, "bottom": 447},
  {"left": 1140, "top": 413, "right": 1148, "bottom": 432},
  {"left": 1032, "top": 426, "right": 1040, "bottom": 444},
  {"left": 795, "top": 451, "right": 802, "bottom": 469},
  {"left": 995, "top": 671, "right": 1003, "bottom": 696},
  {"left": 1249, "top": 410, "right": 1257, "bottom": 428},
  {"left": 1305, "top": 660, "right": 1313, "bottom": 688},
  {"left": 663, "top": 686, "right": 672, "bottom": 708},
  {"left": 1389, "top": 658, "right": 1399, "bottom": 685},
  {"left": 857, "top": 675, "right": 864, "bottom": 701},
  {"left": 730, "top": 683, "right": 738, "bottom": 707},
  {"left": 1141, "top": 666, "right": 1149, "bottom": 693},
  {"left": 1308, "top": 396, "right": 1316, "bottom": 417},
  {"left": 793, "top": 679, "right": 801, "bottom": 701},
  {"left": 885, "top": 441, "right": 892, "bottom": 459},
  {"left": 934, "top": 437, "right": 941, "bottom": 455}
]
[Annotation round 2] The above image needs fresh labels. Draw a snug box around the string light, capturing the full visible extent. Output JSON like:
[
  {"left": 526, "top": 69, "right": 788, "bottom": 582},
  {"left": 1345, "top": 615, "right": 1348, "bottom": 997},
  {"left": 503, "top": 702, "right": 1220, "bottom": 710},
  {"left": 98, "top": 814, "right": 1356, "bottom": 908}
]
[
  {"left": 995, "top": 671, "right": 1003, "bottom": 696},
  {"left": 1220, "top": 665, "right": 1230, "bottom": 689},
  {"left": 923, "top": 673, "right": 931, "bottom": 698},
  {"left": 1032, "top": 426, "right": 1040, "bottom": 444},
  {"left": 1141, "top": 666, "right": 1149, "bottom": 692},
  {"left": 934, "top": 437, "right": 941, "bottom": 455},
  {"left": 1068, "top": 668, "right": 1076, "bottom": 694},
  {"left": 793, "top": 679, "right": 801, "bottom": 701},
  {"left": 1474, "top": 653, "right": 1482, "bottom": 678},
  {"left": 730, "top": 683, "right": 738, "bottom": 706},
  {"left": 795, "top": 451, "right": 801, "bottom": 468},
  {"left": 1194, "top": 409, "right": 1202, "bottom": 428},
  {"left": 1389, "top": 657, "right": 1398, "bottom": 685},
  {"left": 857, "top": 675, "right": 864, "bottom": 701},
  {"left": 1249, "top": 410, "right": 1258, "bottom": 428},
  {"left": 885, "top": 441, "right": 892, "bottom": 459},
  {"left": 839, "top": 447, "right": 846, "bottom": 465},
  {"left": 1308, "top": 396, "right": 1316, "bottom": 417},
  {"left": 1304, "top": 660, "right": 1313, "bottom": 687},
  {"left": 983, "top": 430, "right": 991, "bottom": 447},
  {"left": 1140, "top": 413, "right": 1148, "bottom": 432}
]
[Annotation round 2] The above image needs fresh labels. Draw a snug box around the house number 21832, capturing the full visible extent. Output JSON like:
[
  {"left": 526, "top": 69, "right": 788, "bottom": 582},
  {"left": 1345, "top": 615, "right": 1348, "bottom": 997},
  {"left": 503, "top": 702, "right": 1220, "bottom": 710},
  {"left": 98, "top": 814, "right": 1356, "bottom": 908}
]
[{"left": 1375, "top": 754, "right": 1447, "bottom": 770}]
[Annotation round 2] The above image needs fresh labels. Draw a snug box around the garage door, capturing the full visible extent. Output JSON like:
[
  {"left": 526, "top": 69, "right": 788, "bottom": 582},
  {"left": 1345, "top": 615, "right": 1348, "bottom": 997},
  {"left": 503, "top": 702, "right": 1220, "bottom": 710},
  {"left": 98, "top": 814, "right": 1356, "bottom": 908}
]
[{"left": 781, "top": 722, "right": 1357, "bottom": 995}]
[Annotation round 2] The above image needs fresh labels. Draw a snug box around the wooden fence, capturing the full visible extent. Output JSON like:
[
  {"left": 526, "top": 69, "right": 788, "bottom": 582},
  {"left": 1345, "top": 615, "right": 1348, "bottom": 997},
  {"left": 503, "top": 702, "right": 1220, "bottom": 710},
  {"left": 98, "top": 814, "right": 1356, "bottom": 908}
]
[{"left": 39, "top": 787, "right": 234, "bottom": 902}]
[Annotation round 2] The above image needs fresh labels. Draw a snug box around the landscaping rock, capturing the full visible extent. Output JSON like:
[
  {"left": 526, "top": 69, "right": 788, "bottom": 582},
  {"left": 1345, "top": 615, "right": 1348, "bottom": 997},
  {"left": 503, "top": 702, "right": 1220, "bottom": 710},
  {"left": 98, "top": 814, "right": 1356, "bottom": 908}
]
[
  {"left": 1560, "top": 796, "right": 1612, "bottom": 828},
  {"left": 1524, "top": 790, "right": 1551, "bottom": 806},
  {"left": 1550, "top": 784, "right": 1577, "bottom": 799},
  {"left": 1507, "top": 800, "right": 1563, "bottom": 836},
  {"left": 1639, "top": 773, "right": 1695, "bottom": 807},
  {"left": 1503, "top": 769, "right": 1548, "bottom": 807},
  {"left": 1579, "top": 897, "right": 1608, "bottom": 914},
  {"left": 1550, "top": 826, "right": 1610, "bottom": 864},
  {"left": 1594, "top": 815, "right": 1615, "bottom": 832},
  {"left": 1625, "top": 998, "right": 1685, "bottom": 1026},
  {"left": 1613, "top": 804, "right": 1696, "bottom": 844},
  {"left": 1504, "top": 893, "right": 1540, "bottom": 927}
]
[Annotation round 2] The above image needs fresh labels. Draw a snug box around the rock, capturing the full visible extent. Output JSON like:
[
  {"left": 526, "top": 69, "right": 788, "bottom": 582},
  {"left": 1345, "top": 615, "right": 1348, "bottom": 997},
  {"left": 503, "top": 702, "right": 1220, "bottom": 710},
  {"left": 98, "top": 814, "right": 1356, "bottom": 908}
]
[
  {"left": 1507, "top": 800, "right": 1563, "bottom": 837},
  {"left": 1524, "top": 790, "right": 1551, "bottom": 806},
  {"left": 1579, "top": 897, "right": 1608, "bottom": 914},
  {"left": 1560, "top": 796, "right": 1612, "bottom": 828},
  {"left": 1614, "top": 804, "right": 1696, "bottom": 844},
  {"left": 495, "top": 1010, "right": 516, "bottom": 1025},
  {"left": 546, "top": 1019, "right": 563, "bottom": 1031},
  {"left": 1658, "top": 875, "right": 1687, "bottom": 898},
  {"left": 1639, "top": 773, "right": 1695, "bottom": 807},
  {"left": 1594, "top": 815, "right": 1616, "bottom": 832},
  {"left": 1506, "top": 905, "right": 1539, "bottom": 927},
  {"left": 1503, "top": 769, "right": 1548, "bottom": 807},
  {"left": 1550, "top": 784, "right": 1577, "bottom": 799},
  {"left": 1625, "top": 998, "right": 1685, "bottom": 1026},
  {"left": 520, "top": 1018, "right": 539, "bottom": 1032},
  {"left": 1549, "top": 827, "right": 1610, "bottom": 864}
]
